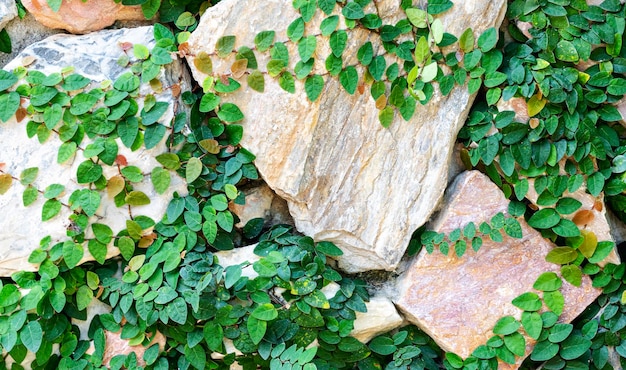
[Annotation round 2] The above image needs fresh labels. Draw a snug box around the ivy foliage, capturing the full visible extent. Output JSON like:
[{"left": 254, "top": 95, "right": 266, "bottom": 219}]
[{"left": 6, "top": 0, "right": 626, "bottom": 369}]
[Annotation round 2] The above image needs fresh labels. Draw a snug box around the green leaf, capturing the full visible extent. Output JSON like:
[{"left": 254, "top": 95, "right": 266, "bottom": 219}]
[
  {"left": 493, "top": 316, "right": 520, "bottom": 335},
  {"left": 330, "top": 30, "right": 347, "bottom": 57},
  {"left": 316, "top": 241, "right": 343, "bottom": 256},
  {"left": 167, "top": 297, "right": 188, "bottom": 325},
  {"left": 321, "top": 15, "right": 339, "bottom": 36},
  {"left": 548, "top": 323, "right": 572, "bottom": 343},
  {"left": 88, "top": 240, "right": 107, "bottom": 264},
  {"left": 531, "top": 340, "right": 559, "bottom": 361},
  {"left": 118, "top": 236, "right": 135, "bottom": 260},
  {"left": 512, "top": 292, "right": 542, "bottom": 311},
  {"left": 304, "top": 290, "right": 330, "bottom": 309},
  {"left": 62, "top": 74, "right": 91, "bottom": 91},
  {"left": 247, "top": 70, "right": 265, "bottom": 93},
  {"left": 156, "top": 153, "right": 181, "bottom": 170},
  {"left": 150, "top": 47, "right": 172, "bottom": 65},
  {"left": 379, "top": 106, "right": 394, "bottom": 128},
  {"left": 305, "top": 75, "right": 324, "bottom": 101},
  {"left": 217, "top": 211, "right": 234, "bottom": 232},
  {"left": 504, "top": 332, "right": 526, "bottom": 357},
  {"left": 22, "top": 186, "right": 37, "bottom": 207},
  {"left": 555, "top": 40, "right": 579, "bottom": 62},
  {"left": 555, "top": 198, "right": 582, "bottom": 214},
  {"left": 287, "top": 17, "right": 305, "bottom": 42},
  {"left": 217, "top": 103, "right": 244, "bottom": 122},
  {"left": 43, "top": 104, "right": 63, "bottom": 129},
  {"left": 406, "top": 8, "right": 428, "bottom": 28},
  {"left": 184, "top": 344, "right": 206, "bottom": 370},
  {"left": 342, "top": 2, "right": 364, "bottom": 19},
  {"left": 252, "top": 303, "right": 278, "bottom": 321},
  {"left": 533, "top": 272, "right": 562, "bottom": 292},
  {"left": 544, "top": 290, "right": 564, "bottom": 315},
  {"left": 62, "top": 240, "right": 84, "bottom": 269},
  {"left": 114, "top": 72, "right": 140, "bottom": 92},
  {"left": 477, "top": 27, "right": 498, "bottom": 52},
  {"left": 552, "top": 219, "right": 580, "bottom": 237},
  {"left": 368, "top": 336, "right": 396, "bottom": 355},
  {"left": 70, "top": 92, "right": 99, "bottom": 115},
  {"left": 339, "top": 66, "right": 358, "bottom": 94},
  {"left": 20, "top": 321, "right": 42, "bottom": 353},
  {"left": 254, "top": 30, "right": 275, "bottom": 52},
  {"left": 0, "top": 91, "right": 20, "bottom": 122},
  {"left": 42, "top": 199, "right": 61, "bottom": 221},
  {"left": 151, "top": 167, "right": 171, "bottom": 194},
  {"left": 545, "top": 247, "right": 578, "bottom": 265},
  {"left": 427, "top": 0, "right": 453, "bottom": 14},
  {"left": 521, "top": 311, "right": 543, "bottom": 340},
  {"left": 141, "top": 0, "right": 160, "bottom": 20},
  {"left": 561, "top": 265, "right": 582, "bottom": 287},
  {"left": 247, "top": 316, "right": 267, "bottom": 345},
  {"left": 76, "top": 285, "right": 93, "bottom": 311},
  {"left": 459, "top": 28, "right": 475, "bottom": 52},
  {"left": 0, "top": 70, "right": 18, "bottom": 92},
  {"left": 279, "top": 72, "right": 296, "bottom": 93},
  {"left": 141, "top": 101, "right": 169, "bottom": 125},
  {"left": 527, "top": 208, "right": 560, "bottom": 229},
  {"left": 560, "top": 335, "right": 592, "bottom": 360},
  {"left": 186, "top": 157, "right": 203, "bottom": 183},
  {"left": 253, "top": 259, "right": 277, "bottom": 277},
  {"left": 298, "top": 36, "right": 317, "bottom": 63},
  {"left": 125, "top": 191, "right": 151, "bottom": 206},
  {"left": 587, "top": 172, "right": 604, "bottom": 197},
  {"left": 369, "top": 55, "right": 386, "bottom": 81}
]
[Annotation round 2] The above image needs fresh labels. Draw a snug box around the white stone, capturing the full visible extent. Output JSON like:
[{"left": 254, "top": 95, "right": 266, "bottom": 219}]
[
  {"left": 0, "top": 0, "right": 17, "bottom": 31},
  {"left": 351, "top": 295, "right": 405, "bottom": 343},
  {"left": 215, "top": 244, "right": 260, "bottom": 279},
  {"left": 186, "top": 0, "right": 507, "bottom": 273},
  {"left": 0, "top": 27, "right": 189, "bottom": 276}
]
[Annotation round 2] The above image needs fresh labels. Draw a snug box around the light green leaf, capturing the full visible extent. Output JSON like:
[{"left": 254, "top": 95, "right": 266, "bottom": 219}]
[
  {"left": 20, "top": 321, "right": 43, "bottom": 352},
  {"left": 186, "top": 157, "right": 203, "bottom": 183}
]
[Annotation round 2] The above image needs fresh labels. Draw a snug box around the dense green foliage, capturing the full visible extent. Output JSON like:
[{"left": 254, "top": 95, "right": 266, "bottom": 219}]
[{"left": 4, "top": 0, "right": 626, "bottom": 369}]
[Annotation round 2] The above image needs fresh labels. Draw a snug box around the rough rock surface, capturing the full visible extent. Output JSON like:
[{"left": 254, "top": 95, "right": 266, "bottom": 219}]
[
  {"left": 229, "top": 184, "right": 293, "bottom": 228},
  {"left": 351, "top": 295, "right": 405, "bottom": 343},
  {"left": 0, "top": 0, "right": 17, "bottom": 31},
  {"left": 21, "top": 0, "right": 146, "bottom": 34},
  {"left": 186, "top": 0, "right": 507, "bottom": 273},
  {"left": 395, "top": 171, "right": 601, "bottom": 361},
  {"left": 0, "top": 27, "right": 189, "bottom": 276}
]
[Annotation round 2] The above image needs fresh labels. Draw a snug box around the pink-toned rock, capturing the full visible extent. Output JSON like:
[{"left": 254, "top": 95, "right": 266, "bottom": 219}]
[
  {"left": 497, "top": 97, "right": 530, "bottom": 123},
  {"left": 21, "top": 0, "right": 146, "bottom": 34},
  {"left": 395, "top": 171, "right": 600, "bottom": 365}
]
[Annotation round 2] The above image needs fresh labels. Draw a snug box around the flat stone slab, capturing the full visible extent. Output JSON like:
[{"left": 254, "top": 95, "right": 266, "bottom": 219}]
[
  {"left": 394, "top": 171, "right": 600, "bottom": 362},
  {"left": 186, "top": 0, "right": 507, "bottom": 272},
  {"left": 0, "top": 27, "right": 189, "bottom": 276}
]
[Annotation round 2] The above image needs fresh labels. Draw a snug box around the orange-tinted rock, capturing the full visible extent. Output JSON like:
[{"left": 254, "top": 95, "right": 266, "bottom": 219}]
[
  {"left": 21, "top": 0, "right": 146, "bottom": 34},
  {"left": 395, "top": 171, "right": 600, "bottom": 365}
]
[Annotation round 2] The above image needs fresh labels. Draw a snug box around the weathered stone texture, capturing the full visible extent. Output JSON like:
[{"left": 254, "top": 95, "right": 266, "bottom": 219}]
[
  {"left": 0, "top": 27, "right": 189, "bottom": 276},
  {"left": 21, "top": 0, "right": 146, "bottom": 34},
  {"left": 351, "top": 295, "right": 405, "bottom": 343},
  {"left": 229, "top": 184, "right": 293, "bottom": 228},
  {"left": 0, "top": 0, "right": 17, "bottom": 31},
  {"left": 395, "top": 171, "right": 600, "bottom": 361},
  {"left": 186, "top": 0, "right": 507, "bottom": 272}
]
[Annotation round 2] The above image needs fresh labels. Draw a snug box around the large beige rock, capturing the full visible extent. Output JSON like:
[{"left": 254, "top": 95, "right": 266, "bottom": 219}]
[
  {"left": 21, "top": 0, "right": 146, "bottom": 34},
  {"left": 0, "top": 27, "right": 189, "bottom": 276},
  {"left": 395, "top": 171, "right": 600, "bottom": 363},
  {"left": 186, "top": 0, "right": 507, "bottom": 273}
]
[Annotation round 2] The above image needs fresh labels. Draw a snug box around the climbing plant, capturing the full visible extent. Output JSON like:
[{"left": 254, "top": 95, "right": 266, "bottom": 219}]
[{"left": 4, "top": 0, "right": 626, "bottom": 369}]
